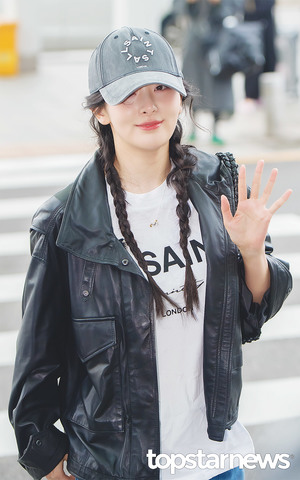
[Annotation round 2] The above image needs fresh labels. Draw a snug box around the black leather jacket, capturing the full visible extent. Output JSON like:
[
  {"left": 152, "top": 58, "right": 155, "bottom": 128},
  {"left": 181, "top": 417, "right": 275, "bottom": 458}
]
[{"left": 9, "top": 149, "right": 292, "bottom": 480}]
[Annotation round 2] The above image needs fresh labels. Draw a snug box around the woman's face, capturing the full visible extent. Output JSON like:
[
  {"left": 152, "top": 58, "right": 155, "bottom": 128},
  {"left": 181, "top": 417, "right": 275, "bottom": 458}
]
[{"left": 95, "top": 84, "right": 182, "bottom": 156}]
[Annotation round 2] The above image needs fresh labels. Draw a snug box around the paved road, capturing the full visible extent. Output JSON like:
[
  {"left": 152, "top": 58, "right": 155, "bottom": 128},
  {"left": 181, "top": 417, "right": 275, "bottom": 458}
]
[{"left": 0, "top": 155, "right": 299, "bottom": 479}]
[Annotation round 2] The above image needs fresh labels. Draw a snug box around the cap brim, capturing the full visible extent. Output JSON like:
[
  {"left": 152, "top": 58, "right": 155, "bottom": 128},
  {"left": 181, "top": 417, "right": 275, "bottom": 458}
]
[{"left": 100, "top": 71, "right": 186, "bottom": 105}]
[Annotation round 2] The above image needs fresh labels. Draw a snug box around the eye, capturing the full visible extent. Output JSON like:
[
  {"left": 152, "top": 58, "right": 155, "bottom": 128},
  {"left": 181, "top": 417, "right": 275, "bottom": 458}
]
[{"left": 155, "top": 85, "right": 168, "bottom": 91}]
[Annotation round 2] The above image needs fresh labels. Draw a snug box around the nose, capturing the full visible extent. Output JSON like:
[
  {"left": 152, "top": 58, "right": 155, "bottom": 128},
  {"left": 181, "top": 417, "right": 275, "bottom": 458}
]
[{"left": 138, "top": 87, "right": 158, "bottom": 114}]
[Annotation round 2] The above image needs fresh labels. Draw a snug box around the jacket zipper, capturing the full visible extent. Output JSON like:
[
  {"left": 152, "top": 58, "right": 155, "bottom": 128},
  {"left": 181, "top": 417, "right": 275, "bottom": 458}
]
[
  {"left": 211, "top": 187, "right": 236, "bottom": 419},
  {"left": 149, "top": 297, "right": 161, "bottom": 480},
  {"left": 119, "top": 414, "right": 131, "bottom": 474},
  {"left": 119, "top": 242, "right": 159, "bottom": 476},
  {"left": 119, "top": 268, "right": 132, "bottom": 476},
  {"left": 211, "top": 222, "right": 229, "bottom": 418}
]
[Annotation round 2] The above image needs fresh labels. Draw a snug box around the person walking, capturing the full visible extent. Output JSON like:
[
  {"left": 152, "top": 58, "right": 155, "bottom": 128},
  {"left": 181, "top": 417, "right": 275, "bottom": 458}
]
[
  {"left": 9, "top": 26, "right": 292, "bottom": 480},
  {"left": 243, "top": 0, "right": 277, "bottom": 106},
  {"left": 181, "top": 0, "right": 244, "bottom": 145}
]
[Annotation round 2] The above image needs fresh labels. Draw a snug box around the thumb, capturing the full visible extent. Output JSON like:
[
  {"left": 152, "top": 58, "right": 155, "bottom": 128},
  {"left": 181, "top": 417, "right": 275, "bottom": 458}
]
[
  {"left": 46, "top": 454, "right": 75, "bottom": 480},
  {"left": 220, "top": 195, "right": 233, "bottom": 225},
  {"left": 62, "top": 455, "right": 76, "bottom": 480}
]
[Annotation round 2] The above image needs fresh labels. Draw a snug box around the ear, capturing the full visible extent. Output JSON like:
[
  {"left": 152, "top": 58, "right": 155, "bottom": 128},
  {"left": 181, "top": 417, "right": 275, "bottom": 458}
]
[{"left": 93, "top": 106, "right": 110, "bottom": 125}]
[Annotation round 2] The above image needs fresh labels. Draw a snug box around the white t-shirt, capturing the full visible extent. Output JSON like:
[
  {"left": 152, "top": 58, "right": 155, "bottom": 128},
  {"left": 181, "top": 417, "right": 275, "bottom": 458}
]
[{"left": 107, "top": 180, "right": 254, "bottom": 480}]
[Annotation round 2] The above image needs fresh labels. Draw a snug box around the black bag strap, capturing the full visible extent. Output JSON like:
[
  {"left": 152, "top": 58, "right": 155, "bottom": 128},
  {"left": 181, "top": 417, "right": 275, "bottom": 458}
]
[{"left": 216, "top": 151, "right": 239, "bottom": 212}]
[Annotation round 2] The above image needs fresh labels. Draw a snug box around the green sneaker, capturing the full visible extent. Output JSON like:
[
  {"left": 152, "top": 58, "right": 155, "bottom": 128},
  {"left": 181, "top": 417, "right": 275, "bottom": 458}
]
[{"left": 212, "top": 134, "right": 225, "bottom": 146}]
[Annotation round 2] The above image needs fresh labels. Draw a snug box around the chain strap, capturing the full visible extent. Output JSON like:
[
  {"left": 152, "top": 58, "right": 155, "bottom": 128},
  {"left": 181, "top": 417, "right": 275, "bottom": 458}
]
[{"left": 216, "top": 152, "right": 239, "bottom": 212}]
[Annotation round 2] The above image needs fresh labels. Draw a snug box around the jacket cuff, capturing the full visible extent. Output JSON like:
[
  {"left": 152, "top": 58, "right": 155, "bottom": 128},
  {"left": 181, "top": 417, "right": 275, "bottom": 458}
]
[
  {"left": 266, "top": 254, "right": 293, "bottom": 317},
  {"left": 240, "top": 277, "right": 270, "bottom": 344},
  {"left": 18, "top": 426, "right": 68, "bottom": 480}
]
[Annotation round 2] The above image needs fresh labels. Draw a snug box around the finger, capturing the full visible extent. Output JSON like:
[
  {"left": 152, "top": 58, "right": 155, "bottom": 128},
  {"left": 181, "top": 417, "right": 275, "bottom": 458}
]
[
  {"left": 269, "top": 189, "right": 293, "bottom": 215},
  {"left": 62, "top": 455, "right": 75, "bottom": 480},
  {"left": 48, "top": 470, "right": 74, "bottom": 480},
  {"left": 46, "top": 456, "right": 74, "bottom": 480},
  {"left": 220, "top": 195, "right": 233, "bottom": 224},
  {"left": 47, "top": 471, "right": 70, "bottom": 480},
  {"left": 238, "top": 164, "right": 247, "bottom": 203},
  {"left": 261, "top": 168, "right": 278, "bottom": 204},
  {"left": 250, "top": 159, "right": 264, "bottom": 199}
]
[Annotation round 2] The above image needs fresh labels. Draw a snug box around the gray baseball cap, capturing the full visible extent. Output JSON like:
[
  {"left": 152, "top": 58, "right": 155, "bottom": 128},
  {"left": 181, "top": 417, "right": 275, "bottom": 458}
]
[{"left": 88, "top": 26, "right": 186, "bottom": 105}]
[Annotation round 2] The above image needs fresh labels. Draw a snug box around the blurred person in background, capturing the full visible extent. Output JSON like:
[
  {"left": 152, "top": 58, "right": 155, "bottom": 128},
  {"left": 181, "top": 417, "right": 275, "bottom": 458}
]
[
  {"left": 181, "top": 0, "right": 244, "bottom": 145},
  {"left": 242, "top": 0, "right": 277, "bottom": 109},
  {"left": 161, "top": 0, "right": 186, "bottom": 39}
]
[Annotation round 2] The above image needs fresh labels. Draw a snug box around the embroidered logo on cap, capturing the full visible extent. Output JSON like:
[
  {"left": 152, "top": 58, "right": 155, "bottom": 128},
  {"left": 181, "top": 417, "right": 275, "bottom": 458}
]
[{"left": 121, "top": 35, "right": 154, "bottom": 64}]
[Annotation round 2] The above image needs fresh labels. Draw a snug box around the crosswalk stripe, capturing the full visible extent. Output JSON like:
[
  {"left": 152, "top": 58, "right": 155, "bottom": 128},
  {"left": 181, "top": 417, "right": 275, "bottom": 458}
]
[
  {"left": 277, "top": 252, "right": 300, "bottom": 279},
  {"left": 0, "top": 197, "right": 49, "bottom": 220},
  {"left": 0, "top": 411, "right": 17, "bottom": 457},
  {"left": 0, "top": 232, "right": 29, "bottom": 256},
  {"left": 239, "top": 376, "right": 300, "bottom": 426},
  {"left": 0, "top": 274, "right": 25, "bottom": 303},
  {"left": 260, "top": 304, "right": 300, "bottom": 341},
  {"left": 0, "top": 153, "right": 88, "bottom": 172},
  {"left": 0, "top": 172, "right": 78, "bottom": 189},
  {"left": 0, "top": 331, "right": 17, "bottom": 366},
  {"left": 2, "top": 375, "right": 300, "bottom": 457},
  {"left": 268, "top": 213, "right": 300, "bottom": 237}
]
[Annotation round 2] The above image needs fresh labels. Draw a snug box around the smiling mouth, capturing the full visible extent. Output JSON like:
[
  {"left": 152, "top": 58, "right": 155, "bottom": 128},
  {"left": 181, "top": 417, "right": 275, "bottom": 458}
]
[{"left": 136, "top": 121, "right": 163, "bottom": 131}]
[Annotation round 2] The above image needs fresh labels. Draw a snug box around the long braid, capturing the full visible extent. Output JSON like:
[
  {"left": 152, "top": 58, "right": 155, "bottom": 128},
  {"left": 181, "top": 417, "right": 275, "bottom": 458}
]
[{"left": 168, "top": 123, "right": 199, "bottom": 312}]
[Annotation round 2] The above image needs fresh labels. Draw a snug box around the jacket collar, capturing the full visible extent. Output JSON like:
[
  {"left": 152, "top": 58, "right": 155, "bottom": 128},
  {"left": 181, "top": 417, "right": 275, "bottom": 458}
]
[
  {"left": 56, "top": 149, "right": 232, "bottom": 272},
  {"left": 56, "top": 151, "right": 143, "bottom": 276}
]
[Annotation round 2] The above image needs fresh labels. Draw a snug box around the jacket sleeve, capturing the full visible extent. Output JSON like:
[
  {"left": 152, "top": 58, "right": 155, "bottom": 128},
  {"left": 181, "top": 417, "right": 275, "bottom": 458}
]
[
  {"left": 239, "top": 233, "right": 293, "bottom": 343},
  {"left": 8, "top": 205, "right": 70, "bottom": 480}
]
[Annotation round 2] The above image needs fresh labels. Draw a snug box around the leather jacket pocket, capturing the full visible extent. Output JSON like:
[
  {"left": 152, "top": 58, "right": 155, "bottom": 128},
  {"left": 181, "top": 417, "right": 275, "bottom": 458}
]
[
  {"left": 68, "top": 316, "right": 124, "bottom": 432},
  {"left": 72, "top": 316, "right": 116, "bottom": 363}
]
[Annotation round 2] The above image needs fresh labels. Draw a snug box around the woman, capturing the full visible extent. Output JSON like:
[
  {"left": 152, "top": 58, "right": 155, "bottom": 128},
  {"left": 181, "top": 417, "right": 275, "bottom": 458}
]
[
  {"left": 181, "top": 0, "right": 244, "bottom": 144},
  {"left": 9, "top": 26, "right": 292, "bottom": 480}
]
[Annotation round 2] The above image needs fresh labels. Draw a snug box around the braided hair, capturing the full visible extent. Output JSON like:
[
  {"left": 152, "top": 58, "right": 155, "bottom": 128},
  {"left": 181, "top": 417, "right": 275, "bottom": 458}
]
[{"left": 84, "top": 83, "right": 200, "bottom": 316}]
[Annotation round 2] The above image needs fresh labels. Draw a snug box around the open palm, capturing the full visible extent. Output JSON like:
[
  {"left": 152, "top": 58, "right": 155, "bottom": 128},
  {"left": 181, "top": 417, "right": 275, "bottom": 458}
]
[{"left": 221, "top": 160, "right": 292, "bottom": 256}]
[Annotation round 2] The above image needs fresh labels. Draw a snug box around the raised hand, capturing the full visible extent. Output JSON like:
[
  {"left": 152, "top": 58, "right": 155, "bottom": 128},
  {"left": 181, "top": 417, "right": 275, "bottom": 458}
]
[{"left": 220, "top": 159, "right": 292, "bottom": 257}]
